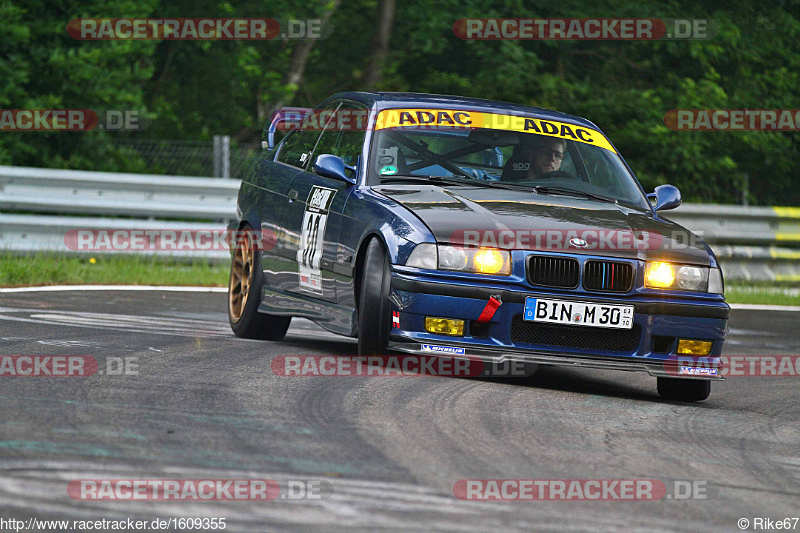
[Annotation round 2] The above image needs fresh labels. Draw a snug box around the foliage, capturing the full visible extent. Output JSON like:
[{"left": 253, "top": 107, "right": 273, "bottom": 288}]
[{"left": 1, "top": 0, "right": 799, "bottom": 204}]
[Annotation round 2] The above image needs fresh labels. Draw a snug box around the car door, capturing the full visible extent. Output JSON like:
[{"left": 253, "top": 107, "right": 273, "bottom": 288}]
[
  {"left": 285, "top": 101, "right": 367, "bottom": 302},
  {"left": 255, "top": 122, "right": 323, "bottom": 294}
]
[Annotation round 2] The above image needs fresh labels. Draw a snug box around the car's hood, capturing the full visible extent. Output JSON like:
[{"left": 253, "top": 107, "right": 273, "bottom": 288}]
[{"left": 374, "top": 184, "right": 711, "bottom": 265}]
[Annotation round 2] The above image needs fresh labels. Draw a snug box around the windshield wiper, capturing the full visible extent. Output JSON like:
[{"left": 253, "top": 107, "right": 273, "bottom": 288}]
[
  {"left": 479, "top": 180, "right": 537, "bottom": 191},
  {"left": 533, "top": 185, "right": 618, "bottom": 204}
]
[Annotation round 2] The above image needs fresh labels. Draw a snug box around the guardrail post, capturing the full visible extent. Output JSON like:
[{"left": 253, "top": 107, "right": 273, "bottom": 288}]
[
  {"left": 213, "top": 135, "right": 221, "bottom": 177},
  {"left": 213, "top": 135, "right": 231, "bottom": 178},
  {"left": 222, "top": 135, "right": 230, "bottom": 179},
  {"left": 742, "top": 172, "right": 749, "bottom": 206}
]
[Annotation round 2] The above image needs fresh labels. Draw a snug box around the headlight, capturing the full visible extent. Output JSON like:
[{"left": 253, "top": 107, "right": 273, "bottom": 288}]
[
  {"left": 406, "top": 244, "right": 511, "bottom": 275},
  {"left": 473, "top": 248, "right": 506, "bottom": 274},
  {"left": 439, "top": 245, "right": 468, "bottom": 270},
  {"left": 644, "top": 262, "right": 675, "bottom": 288},
  {"left": 406, "top": 243, "right": 437, "bottom": 269},
  {"left": 645, "top": 262, "right": 710, "bottom": 292}
]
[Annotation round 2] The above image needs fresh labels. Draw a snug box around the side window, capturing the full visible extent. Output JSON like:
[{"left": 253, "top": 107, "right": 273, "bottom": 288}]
[
  {"left": 277, "top": 126, "right": 322, "bottom": 169},
  {"left": 312, "top": 103, "right": 368, "bottom": 171}
]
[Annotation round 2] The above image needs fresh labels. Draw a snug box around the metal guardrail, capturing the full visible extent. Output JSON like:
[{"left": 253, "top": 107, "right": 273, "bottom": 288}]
[
  {"left": 1, "top": 165, "right": 799, "bottom": 280},
  {"left": 0, "top": 165, "right": 239, "bottom": 219},
  {"left": 665, "top": 204, "right": 800, "bottom": 246},
  {"left": 0, "top": 213, "right": 231, "bottom": 261},
  {"left": 665, "top": 205, "right": 800, "bottom": 282},
  {"left": 0, "top": 166, "right": 237, "bottom": 263}
]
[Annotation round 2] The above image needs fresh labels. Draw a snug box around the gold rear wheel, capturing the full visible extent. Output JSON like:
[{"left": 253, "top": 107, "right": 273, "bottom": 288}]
[
  {"left": 228, "top": 231, "right": 253, "bottom": 322},
  {"left": 227, "top": 225, "right": 291, "bottom": 340}
]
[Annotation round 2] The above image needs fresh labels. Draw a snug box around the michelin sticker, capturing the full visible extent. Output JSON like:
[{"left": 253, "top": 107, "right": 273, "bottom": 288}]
[
  {"left": 680, "top": 366, "right": 718, "bottom": 376},
  {"left": 421, "top": 344, "right": 466, "bottom": 355},
  {"left": 298, "top": 186, "right": 336, "bottom": 293}
]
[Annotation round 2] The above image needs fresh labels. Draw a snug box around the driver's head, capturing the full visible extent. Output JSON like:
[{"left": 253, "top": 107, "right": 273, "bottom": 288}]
[{"left": 526, "top": 137, "right": 566, "bottom": 176}]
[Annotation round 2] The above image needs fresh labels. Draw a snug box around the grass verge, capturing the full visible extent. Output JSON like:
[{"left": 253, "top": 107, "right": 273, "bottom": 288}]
[
  {"left": 0, "top": 253, "right": 228, "bottom": 287},
  {"left": 724, "top": 282, "right": 800, "bottom": 306}
]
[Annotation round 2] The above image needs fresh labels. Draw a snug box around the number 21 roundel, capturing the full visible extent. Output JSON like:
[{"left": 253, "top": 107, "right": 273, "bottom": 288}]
[{"left": 298, "top": 186, "right": 337, "bottom": 293}]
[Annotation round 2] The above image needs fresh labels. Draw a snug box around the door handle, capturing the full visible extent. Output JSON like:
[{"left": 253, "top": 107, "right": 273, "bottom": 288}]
[{"left": 288, "top": 189, "right": 298, "bottom": 202}]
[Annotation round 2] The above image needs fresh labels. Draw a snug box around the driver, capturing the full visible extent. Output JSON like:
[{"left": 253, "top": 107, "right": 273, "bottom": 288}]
[{"left": 502, "top": 136, "right": 566, "bottom": 181}]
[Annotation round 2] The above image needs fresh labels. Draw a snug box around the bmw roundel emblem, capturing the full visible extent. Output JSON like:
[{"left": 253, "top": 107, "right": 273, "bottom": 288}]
[{"left": 569, "top": 237, "right": 588, "bottom": 248}]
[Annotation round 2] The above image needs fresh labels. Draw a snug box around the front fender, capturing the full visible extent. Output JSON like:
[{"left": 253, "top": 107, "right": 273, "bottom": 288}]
[{"left": 345, "top": 186, "right": 436, "bottom": 265}]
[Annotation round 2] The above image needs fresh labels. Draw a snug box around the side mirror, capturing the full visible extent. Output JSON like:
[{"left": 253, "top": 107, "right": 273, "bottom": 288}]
[
  {"left": 647, "top": 184, "right": 682, "bottom": 211},
  {"left": 313, "top": 154, "right": 357, "bottom": 185}
]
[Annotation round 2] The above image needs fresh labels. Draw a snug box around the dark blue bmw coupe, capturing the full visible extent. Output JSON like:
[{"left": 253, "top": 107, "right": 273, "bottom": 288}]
[{"left": 227, "top": 92, "right": 729, "bottom": 401}]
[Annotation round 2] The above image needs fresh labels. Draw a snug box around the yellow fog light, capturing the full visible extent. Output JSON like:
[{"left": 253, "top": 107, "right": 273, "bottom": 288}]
[
  {"left": 473, "top": 248, "right": 508, "bottom": 275},
  {"left": 645, "top": 262, "right": 676, "bottom": 288},
  {"left": 677, "top": 339, "right": 713, "bottom": 356},
  {"left": 425, "top": 317, "right": 465, "bottom": 336}
]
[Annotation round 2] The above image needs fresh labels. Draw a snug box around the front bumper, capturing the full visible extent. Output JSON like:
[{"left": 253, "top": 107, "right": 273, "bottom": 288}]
[{"left": 389, "top": 271, "right": 729, "bottom": 381}]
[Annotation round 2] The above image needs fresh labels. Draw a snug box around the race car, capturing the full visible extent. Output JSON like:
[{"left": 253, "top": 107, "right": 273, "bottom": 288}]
[{"left": 227, "top": 91, "right": 729, "bottom": 401}]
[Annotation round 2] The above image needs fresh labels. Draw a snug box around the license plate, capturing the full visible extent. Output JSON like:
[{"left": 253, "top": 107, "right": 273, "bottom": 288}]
[{"left": 524, "top": 298, "right": 634, "bottom": 329}]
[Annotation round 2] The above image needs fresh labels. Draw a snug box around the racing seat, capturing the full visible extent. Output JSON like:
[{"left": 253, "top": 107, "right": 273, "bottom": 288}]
[{"left": 500, "top": 145, "right": 532, "bottom": 182}]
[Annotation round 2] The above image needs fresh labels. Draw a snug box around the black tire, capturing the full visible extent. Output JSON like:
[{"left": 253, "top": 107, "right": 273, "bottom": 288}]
[
  {"left": 357, "top": 238, "right": 392, "bottom": 356},
  {"left": 657, "top": 377, "right": 711, "bottom": 402},
  {"left": 228, "top": 225, "right": 291, "bottom": 340}
]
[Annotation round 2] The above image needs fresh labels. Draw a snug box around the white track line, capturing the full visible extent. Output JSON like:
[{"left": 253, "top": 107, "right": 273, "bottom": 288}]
[
  {"left": 729, "top": 303, "right": 800, "bottom": 312},
  {"left": 0, "top": 285, "right": 226, "bottom": 293}
]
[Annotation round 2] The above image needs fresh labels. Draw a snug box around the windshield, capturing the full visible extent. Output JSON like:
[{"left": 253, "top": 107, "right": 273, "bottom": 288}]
[{"left": 368, "top": 112, "right": 649, "bottom": 209}]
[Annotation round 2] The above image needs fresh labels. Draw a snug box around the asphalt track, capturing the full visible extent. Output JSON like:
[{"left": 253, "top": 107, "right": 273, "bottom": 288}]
[{"left": 0, "top": 288, "right": 798, "bottom": 532}]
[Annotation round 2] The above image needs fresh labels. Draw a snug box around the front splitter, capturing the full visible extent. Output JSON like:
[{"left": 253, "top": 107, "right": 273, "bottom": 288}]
[{"left": 387, "top": 341, "right": 724, "bottom": 381}]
